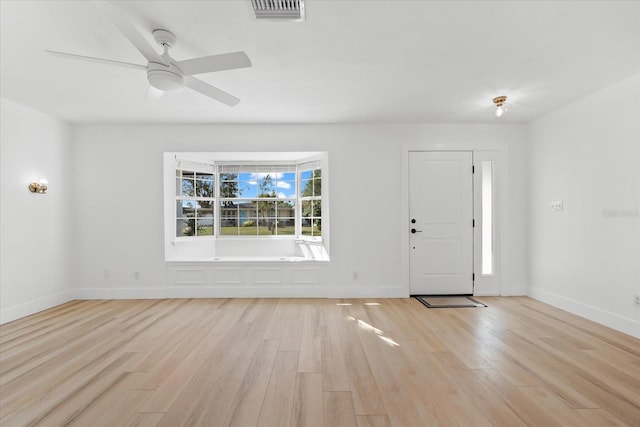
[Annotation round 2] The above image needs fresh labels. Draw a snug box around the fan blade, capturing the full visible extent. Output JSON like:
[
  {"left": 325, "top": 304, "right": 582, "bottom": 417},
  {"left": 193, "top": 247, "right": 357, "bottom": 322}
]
[
  {"left": 176, "top": 51, "right": 251, "bottom": 76},
  {"left": 184, "top": 76, "right": 240, "bottom": 107},
  {"left": 98, "top": 1, "right": 164, "bottom": 64},
  {"left": 45, "top": 50, "right": 146, "bottom": 71}
]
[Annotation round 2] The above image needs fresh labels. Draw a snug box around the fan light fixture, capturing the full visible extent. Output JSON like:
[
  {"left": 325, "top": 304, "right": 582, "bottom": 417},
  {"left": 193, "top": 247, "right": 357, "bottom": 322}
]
[
  {"left": 45, "top": 3, "right": 252, "bottom": 107},
  {"left": 493, "top": 96, "right": 508, "bottom": 117},
  {"left": 147, "top": 63, "right": 184, "bottom": 92},
  {"left": 147, "top": 30, "right": 184, "bottom": 92}
]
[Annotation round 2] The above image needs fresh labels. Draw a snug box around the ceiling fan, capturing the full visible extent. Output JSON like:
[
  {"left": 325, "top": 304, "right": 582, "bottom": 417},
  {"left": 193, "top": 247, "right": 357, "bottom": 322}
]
[{"left": 46, "top": 2, "right": 251, "bottom": 106}]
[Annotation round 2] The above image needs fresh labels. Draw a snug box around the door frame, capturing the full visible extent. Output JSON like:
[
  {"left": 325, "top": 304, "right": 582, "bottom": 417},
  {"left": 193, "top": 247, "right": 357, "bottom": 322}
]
[{"left": 401, "top": 147, "right": 505, "bottom": 297}]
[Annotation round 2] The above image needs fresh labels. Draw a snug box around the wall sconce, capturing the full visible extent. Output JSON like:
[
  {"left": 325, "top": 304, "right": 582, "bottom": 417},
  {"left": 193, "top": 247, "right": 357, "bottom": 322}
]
[
  {"left": 28, "top": 179, "right": 48, "bottom": 194},
  {"left": 492, "top": 96, "right": 508, "bottom": 117}
]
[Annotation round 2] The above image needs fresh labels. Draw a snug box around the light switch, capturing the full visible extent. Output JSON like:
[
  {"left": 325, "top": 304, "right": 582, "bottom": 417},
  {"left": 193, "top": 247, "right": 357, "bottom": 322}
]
[{"left": 550, "top": 200, "right": 564, "bottom": 212}]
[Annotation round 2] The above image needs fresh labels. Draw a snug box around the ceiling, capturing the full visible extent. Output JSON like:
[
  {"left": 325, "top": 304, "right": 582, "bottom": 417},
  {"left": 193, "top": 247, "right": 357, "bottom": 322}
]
[{"left": 1, "top": 0, "right": 639, "bottom": 124}]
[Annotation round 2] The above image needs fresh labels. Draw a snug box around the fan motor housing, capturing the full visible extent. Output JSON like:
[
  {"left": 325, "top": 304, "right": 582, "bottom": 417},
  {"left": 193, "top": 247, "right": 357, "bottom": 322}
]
[{"left": 147, "top": 62, "right": 184, "bottom": 92}]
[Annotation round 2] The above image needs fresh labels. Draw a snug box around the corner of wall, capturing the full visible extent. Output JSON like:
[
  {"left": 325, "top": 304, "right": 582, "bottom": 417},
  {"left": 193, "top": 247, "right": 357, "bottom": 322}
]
[
  {"left": 0, "top": 98, "right": 76, "bottom": 324},
  {"left": 525, "top": 73, "right": 640, "bottom": 338}
]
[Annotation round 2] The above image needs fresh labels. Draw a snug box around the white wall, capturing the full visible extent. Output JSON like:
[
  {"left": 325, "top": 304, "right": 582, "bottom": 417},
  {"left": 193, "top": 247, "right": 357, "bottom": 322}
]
[
  {"left": 527, "top": 73, "right": 640, "bottom": 338},
  {"left": 72, "top": 123, "right": 528, "bottom": 299},
  {"left": 0, "top": 98, "right": 73, "bottom": 323}
]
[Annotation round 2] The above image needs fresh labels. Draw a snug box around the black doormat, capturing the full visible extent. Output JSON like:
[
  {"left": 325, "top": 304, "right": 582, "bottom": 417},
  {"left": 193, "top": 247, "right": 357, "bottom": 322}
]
[{"left": 414, "top": 295, "right": 487, "bottom": 308}]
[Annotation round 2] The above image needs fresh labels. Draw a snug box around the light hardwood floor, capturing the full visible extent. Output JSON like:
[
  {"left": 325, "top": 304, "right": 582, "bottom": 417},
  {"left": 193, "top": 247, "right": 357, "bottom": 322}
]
[{"left": 1, "top": 297, "right": 639, "bottom": 426}]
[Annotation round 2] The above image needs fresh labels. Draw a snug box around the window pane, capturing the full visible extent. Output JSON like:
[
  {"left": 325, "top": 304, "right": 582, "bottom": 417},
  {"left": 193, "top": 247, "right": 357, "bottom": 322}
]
[
  {"left": 240, "top": 217, "right": 257, "bottom": 235},
  {"left": 181, "top": 179, "right": 195, "bottom": 197},
  {"left": 195, "top": 177, "right": 214, "bottom": 198},
  {"left": 277, "top": 200, "right": 295, "bottom": 216},
  {"left": 300, "top": 179, "right": 311, "bottom": 197},
  {"left": 220, "top": 173, "right": 240, "bottom": 198},
  {"left": 196, "top": 218, "right": 214, "bottom": 236},
  {"left": 277, "top": 172, "right": 296, "bottom": 198},
  {"left": 196, "top": 200, "right": 214, "bottom": 218},
  {"left": 237, "top": 200, "right": 257, "bottom": 217},
  {"left": 177, "top": 200, "right": 196, "bottom": 217},
  {"left": 275, "top": 202, "right": 295, "bottom": 235},
  {"left": 302, "top": 219, "right": 322, "bottom": 236},
  {"left": 255, "top": 173, "right": 276, "bottom": 197},
  {"left": 220, "top": 201, "right": 238, "bottom": 235},
  {"left": 177, "top": 218, "right": 195, "bottom": 237},
  {"left": 313, "top": 177, "right": 321, "bottom": 196},
  {"left": 482, "top": 161, "right": 493, "bottom": 275},
  {"left": 236, "top": 200, "right": 257, "bottom": 234},
  {"left": 301, "top": 221, "right": 313, "bottom": 235},
  {"left": 258, "top": 219, "right": 277, "bottom": 235},
  {"left": 301, "top": 200, "right": 312, "bottom": 218},
  {"left": 301, "top": 170, "right": 313, "bottom": 180},
  {"left": 277, "top": 217, "right": 295, "bottom": 235},
  {"left": 302, "top": 200, "right": 321, "bottom": 218},
  {"left": 239, "top": 172, "right": 257, "bottom": 198},
  {"left": 277, "top": 180, "right": 296, "bottom": 198},
  {"left": 257, "top": 200, "right": 276, "bottom": 218},
  {"left": 300, "top": 172, "right": 320, "bottom": 197},
  {"left": 220, "top": 227, "right": 238, "bottom": 235}
]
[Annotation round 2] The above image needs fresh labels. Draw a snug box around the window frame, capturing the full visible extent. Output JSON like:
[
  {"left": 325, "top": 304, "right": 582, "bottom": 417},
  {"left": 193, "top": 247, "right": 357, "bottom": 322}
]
[
  {"left": 216, "top": 163, "right": 298, "bottom": 238},
  {"left": 298, "top": 162, "right": 322, "bottom": 240},
  {"left": 175, "top": 164, "right": 216, "bottom": 240}
]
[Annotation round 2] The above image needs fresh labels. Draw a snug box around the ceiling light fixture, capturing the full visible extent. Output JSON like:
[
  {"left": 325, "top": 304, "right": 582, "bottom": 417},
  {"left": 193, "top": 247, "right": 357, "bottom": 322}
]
[{"left": 492, "top": 96, "right": 508, "bottom": 118}]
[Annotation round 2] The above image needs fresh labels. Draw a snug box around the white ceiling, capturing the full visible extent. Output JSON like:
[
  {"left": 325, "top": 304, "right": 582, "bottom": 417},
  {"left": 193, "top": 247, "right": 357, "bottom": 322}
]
[{"left": 1, "top": 0, "right": 639, "bottom": 124}]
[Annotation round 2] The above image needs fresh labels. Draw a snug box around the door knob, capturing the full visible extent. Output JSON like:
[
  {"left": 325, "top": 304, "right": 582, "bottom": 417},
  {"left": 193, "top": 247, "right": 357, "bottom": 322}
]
[{"left": 411, "top": 228, "right": 422, "bottom": 234}]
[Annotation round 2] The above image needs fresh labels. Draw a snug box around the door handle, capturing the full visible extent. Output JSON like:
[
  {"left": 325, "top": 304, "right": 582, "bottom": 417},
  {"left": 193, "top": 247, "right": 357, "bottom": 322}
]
[{"left": 411, "top": 228, "right": 422, "bottom": 234}]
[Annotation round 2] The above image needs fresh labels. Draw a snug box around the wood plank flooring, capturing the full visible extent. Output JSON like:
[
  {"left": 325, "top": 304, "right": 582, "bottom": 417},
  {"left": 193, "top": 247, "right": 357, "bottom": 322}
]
[{"left": 1, "top": 297, "right": 639, "bottom": 426}]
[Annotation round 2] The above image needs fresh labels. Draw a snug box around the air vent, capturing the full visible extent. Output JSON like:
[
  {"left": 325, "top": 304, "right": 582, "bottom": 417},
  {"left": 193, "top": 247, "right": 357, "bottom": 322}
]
[{"left": 251, "top": 0, "right": 305, "bottom": 21}]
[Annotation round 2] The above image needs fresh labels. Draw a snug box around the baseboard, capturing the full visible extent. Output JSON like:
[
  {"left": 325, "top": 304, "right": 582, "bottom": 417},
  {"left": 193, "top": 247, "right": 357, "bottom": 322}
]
[
  {"left": 0, "top": 290, "right": 75, "bottom": 325},
  {"left": 326, "top": 286, "right": 408, "bottom": 298},
  {"left": 166, "top": 286, "right": 331, "bottom": 298},
  {"left": 500, "top": 283, "right": 527, "bottom": 296},
  {"left": 527, "top": 287, "right": 640, "bottom": 339},
  {"left": 74, "top": 287, "right": 167, "bottom": 300},
  {"left": 473, "top": 291, "right": 501, "bottom": 297},
  {"left": 73, "top": 285, "right": 408, "bottom": 300}
]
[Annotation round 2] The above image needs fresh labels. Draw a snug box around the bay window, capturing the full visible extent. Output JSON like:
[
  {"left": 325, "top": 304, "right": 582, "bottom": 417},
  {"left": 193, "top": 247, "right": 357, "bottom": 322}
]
[{"left": 172, "top": 157, "right": 324, "bottom": 241}]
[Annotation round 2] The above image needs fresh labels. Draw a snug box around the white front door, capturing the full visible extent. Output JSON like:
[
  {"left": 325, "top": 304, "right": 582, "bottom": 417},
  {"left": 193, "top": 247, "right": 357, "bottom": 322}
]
[{"left": 409, "top": 151, "right": 474, "bottom": 295}]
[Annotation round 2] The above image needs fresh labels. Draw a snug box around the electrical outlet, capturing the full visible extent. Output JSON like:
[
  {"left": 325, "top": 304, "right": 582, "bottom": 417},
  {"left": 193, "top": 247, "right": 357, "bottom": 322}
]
[
  {"left": 634, "top": 293, "right": 640, "bottom": 308},
  {"left": 353, "top": 272, "right": 359, "bottom": 280},
  {"left": 103, "top": 269, "right": 110, "bottom": 279},
  {"left": 134, "top": 271, "right": 141, "bottom": 280}
]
